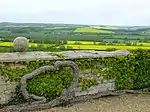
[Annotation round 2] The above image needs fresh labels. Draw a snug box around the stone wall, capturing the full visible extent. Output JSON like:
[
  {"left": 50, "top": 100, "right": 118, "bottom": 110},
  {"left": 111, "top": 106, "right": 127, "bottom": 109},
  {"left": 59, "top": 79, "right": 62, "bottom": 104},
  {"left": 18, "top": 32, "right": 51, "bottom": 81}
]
[
  {"left": 0, "top": 67, "right": 115, "bottom": 105},
  {"left": 75, "top": 76, "right": 115, "bottom": 96},
  {"left": 0, "top": 50, "right": 130, "bottom": 105},
  {"left": 0, "top": 76, "right": 17, "bottom": 104}
]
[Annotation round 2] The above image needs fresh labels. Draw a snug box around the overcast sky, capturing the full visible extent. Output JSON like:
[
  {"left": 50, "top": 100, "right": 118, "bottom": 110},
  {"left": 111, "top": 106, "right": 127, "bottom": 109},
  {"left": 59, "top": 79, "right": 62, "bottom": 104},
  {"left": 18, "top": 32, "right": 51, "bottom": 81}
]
[{"left": 0, "top": 0, "right": 150, "bottom": 26}]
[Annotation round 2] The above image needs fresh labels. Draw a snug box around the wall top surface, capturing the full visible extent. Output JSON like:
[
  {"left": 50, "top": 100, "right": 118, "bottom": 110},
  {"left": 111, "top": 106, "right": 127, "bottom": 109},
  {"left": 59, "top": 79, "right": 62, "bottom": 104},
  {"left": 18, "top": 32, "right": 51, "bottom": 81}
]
[{"left": 0, "top": 50, "right": 130, "bottom": 62}]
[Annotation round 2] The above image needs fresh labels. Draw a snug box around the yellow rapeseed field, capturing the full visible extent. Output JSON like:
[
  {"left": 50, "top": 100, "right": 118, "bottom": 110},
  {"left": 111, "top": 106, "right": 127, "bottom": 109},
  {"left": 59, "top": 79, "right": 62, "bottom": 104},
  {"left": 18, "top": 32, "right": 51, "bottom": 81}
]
[
  {"left": 74, "top": 28, "right": 114, "bottom": 33},
  {"left": 0, "top": 41, "right": 150, "bottom": 50},
  {"left": 67, "top": 41, "right": 100, "bottom": 45},
  {"left": 0, "top": 42, "right": 54, "bottom": 48},
  {"left": 64, "top": 45, "right": 150, "bottom": 50},
  {"left": 0, "top": 42, "right": 13, "bottom": 47},
  {"left": 67, "top": 41, "right": 150, "bottom": 46}
]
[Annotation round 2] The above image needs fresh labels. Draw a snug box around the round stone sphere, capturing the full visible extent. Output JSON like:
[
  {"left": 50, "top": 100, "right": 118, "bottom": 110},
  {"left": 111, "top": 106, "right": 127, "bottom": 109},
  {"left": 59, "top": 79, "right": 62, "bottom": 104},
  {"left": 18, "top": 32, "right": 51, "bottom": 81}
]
[{"left": 13, "top": 37, "right": 28, "bottom": 52}]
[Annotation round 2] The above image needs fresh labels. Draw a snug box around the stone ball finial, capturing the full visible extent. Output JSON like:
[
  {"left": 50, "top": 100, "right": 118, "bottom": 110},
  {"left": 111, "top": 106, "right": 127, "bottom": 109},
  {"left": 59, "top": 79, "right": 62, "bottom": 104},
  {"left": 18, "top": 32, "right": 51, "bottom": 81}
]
[{"left": 13, "top": 37, "right": 28, "bottom": 52}]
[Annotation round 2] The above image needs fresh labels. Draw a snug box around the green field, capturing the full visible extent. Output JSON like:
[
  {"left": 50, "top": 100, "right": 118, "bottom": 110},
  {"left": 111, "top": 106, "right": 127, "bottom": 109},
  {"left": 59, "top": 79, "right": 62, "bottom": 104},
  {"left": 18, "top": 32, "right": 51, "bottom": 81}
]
[{"left": 0, "top": 22, "right": 150, "bottom": 52}]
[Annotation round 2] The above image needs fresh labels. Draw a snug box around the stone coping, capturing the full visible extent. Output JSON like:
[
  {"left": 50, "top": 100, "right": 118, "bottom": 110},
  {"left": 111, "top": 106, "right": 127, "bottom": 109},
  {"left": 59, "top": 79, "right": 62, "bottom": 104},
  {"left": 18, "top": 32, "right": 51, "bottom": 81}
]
[{"left": 0, "top": 50, "right": 131, "bottom": 62}]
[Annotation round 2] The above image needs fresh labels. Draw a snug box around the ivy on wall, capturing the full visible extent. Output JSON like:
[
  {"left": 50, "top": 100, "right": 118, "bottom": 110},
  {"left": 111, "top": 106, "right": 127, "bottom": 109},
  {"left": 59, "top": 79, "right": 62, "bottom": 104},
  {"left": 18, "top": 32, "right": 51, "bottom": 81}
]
[{"left": 0, "top": 49, "right": 149, "bottom": 104}]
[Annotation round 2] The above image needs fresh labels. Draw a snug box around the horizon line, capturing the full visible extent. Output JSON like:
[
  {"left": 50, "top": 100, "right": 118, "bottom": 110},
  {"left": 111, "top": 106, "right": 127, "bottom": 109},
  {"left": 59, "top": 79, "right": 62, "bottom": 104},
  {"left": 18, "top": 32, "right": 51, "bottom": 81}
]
[{"left": 0, "top": 21, "right": 150, "bottom": 27}]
